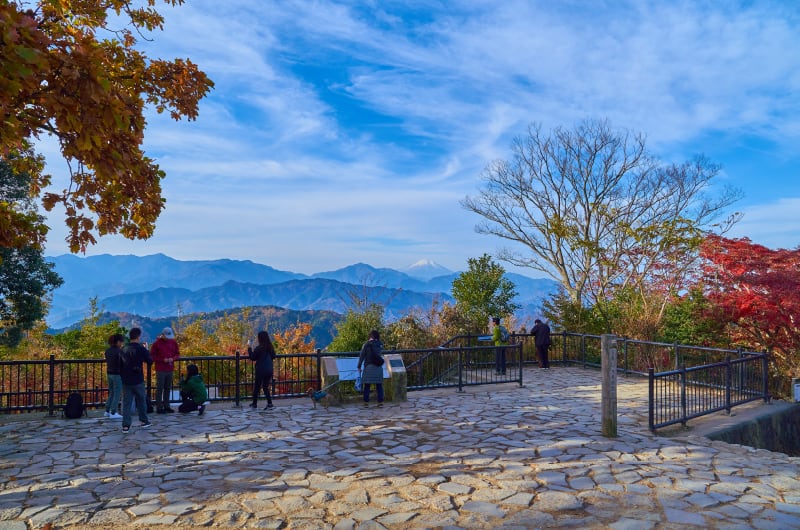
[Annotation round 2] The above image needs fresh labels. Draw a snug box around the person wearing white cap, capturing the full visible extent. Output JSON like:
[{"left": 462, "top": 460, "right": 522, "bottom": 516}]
[{"left": 150, "top": 327, "right": 180, "bottom": 413}]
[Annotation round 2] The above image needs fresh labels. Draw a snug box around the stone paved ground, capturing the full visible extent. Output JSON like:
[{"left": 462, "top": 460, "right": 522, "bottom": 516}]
[{"left": 1, "top": 367, "right": 799, "bottom": 529}]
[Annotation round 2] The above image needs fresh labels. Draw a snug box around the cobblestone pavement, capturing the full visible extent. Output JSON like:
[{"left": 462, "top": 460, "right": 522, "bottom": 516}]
[{"left": 1, "top": 367, "right": 799, "bottom": 529}]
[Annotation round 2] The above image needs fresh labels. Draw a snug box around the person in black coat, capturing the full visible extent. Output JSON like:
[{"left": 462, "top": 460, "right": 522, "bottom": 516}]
[
  {"left": 532, "top": 319, "right": 551, "bottom": 369},
  {"left": 357, "top": 329, "right": 385, "bottom": 407},
  {"left": 247, "top": 331, "right": 277, "bottom": 410},
  {"left": 120, "top": 327, "right": 153, "bottom": 432}
]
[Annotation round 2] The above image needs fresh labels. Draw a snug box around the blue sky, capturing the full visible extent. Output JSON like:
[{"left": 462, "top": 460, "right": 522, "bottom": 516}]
[{"left": 42, "top": 0, "right": 800, "bottom": 277}]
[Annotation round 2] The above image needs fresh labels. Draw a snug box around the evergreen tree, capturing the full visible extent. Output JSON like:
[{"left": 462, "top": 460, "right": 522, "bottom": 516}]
[{"left": 451, "top": 254, "right": 519, "bottom": 334}]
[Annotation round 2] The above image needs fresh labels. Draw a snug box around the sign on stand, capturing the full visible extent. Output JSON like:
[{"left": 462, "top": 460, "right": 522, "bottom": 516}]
[{"left": 335, "top": 357, "right": 389, "bottom": 380}]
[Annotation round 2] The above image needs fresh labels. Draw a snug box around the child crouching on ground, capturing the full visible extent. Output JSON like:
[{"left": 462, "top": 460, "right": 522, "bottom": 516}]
[{"left": 179, "top": 364, "right": 209, "bottom": 415}]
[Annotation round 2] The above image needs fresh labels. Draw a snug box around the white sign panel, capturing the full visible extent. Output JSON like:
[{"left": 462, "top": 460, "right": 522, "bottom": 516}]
[{"left": 335, "top": 357, "right": 389, "bottom": 380}]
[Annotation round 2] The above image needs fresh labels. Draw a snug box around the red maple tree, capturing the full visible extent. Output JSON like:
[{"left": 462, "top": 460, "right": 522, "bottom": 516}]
[{"left": 700, "top": 235, "right": 800, "bottom": 381}]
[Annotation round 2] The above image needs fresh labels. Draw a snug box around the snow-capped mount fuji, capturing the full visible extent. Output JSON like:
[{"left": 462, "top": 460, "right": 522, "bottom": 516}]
[{"left": 401, "top": 259, "right": 453, "bottom": 280}]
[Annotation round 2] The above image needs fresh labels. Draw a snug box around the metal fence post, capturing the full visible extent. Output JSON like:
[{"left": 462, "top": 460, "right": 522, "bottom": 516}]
[
  {"left": 623, "top": 338, "right": 629, "bottom": 376},
  {"left": 145, "top": 361, "right": 153, "bottom": 405},
  {"left": 725, "top": 356, "right": 732, "bottom": 414},
  {"left": 561, "top": 330, "right": 567, "bottom": 364},
  {"left": 457, "top": 347, "right": 464, "bottom": 392},
  {"left": 235, "top": 350, "right": 241, "bottom": 407},
  {"left": 762, "top": 351, "right": 770, "bottom": 402},
  {"left": 680, "top": 365, "right": 687, "bottom": 427},
  {"left": 674, "top": 342, "right": 680, "bottom": 370},
  {"left": 648, "top": 368, "right": 655, "bottom": 432},
  {"left": 48, "top": 354, "right": 55, "bottom": 416},
  {"left": 581, "top": 334, "right": 586, "bottom": 368},
  {"left": 315, "top": 348, "right": 322, "bottom": 390}
]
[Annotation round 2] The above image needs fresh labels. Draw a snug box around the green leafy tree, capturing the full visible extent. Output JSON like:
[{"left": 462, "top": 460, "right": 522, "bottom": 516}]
[
  {"left": 386, "top": 314, "right": 432, "bottom": 350},
  {"left": 0, "top": 246, "right": 63, "bottom": 347},
  {"left": 658, "top": 287, "right": 727, "bottom": 347},
  {"left": 0, "top": 148, "right": 49, "bottom": 250},
  {"left": 450, "top": 254, "right": 519, "bottom": 334},
  {"left": 542, "top": 288, "right": 602, "bottom": 335},
  {"left": 0, "top": 156, "right": 63, "bottom": 346},
  {"left": 50, "top": 298, "right": 125, "bottom": 358},
  {"left": 327, "top": 303, "right": 385, "bottom": 353}
]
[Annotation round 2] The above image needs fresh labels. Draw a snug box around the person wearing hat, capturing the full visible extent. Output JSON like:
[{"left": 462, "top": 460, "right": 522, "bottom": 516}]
[{"left": 150, "top": 327, "right": 180, "bottom": 413}]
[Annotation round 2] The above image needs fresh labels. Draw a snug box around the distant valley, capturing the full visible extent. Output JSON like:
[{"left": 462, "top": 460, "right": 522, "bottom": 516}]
[{"left": 46, "top": 254, "right": 560, "bottom": 339}]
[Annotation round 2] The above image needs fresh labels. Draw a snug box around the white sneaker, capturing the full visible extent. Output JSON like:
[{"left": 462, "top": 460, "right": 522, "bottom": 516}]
[
  {"left": 104, "top": 411, "right": 111, "bottom": 417},
  {"left": 109, "top": 413, "right": 123, "bottom": 420}
]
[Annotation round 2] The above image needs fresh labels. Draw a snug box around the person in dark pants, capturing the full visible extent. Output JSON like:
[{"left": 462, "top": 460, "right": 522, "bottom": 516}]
[
  {"left": 104, "top": 333, "right": 125, "bottom": 419},
  {"left": 120, "top": 327, "right": 153, "bottom": 433},
  {"left": 179, "top": 363, "right": 209, "bottom": 415},
  {"left": 357, "top": 330, "right": 385, "bottom": 407},
  {"left": 532, "top": 318, "right": 551, "bottom": 369},
  {"left": 247, "top": 331, "right": 277, "bottom": 410},
  {"left": 150, "top": 327, "right": 179, "bottom": 413},
  {"left": 492, "top": 317, "right": 508, "bottom": 375}
]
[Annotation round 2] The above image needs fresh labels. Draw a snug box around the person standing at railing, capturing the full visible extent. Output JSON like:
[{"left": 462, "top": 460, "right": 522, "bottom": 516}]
[
  {"left": 104, "top": 333, "right": 125, "bottom": 419},
  {"left": 532, "top": 318, "right": 551, "bottom": 369},
  {"left": 150, "top": 327, "right": 180, "bottom": 414},
  {"left": 492, "top": 317, "right": 509, "bottom": 375},
  {"left": 357, "top": 329, "right": 385, "bottom": 407},
  {"left": 120, "top": 327, "right": 153, "bottom": 433},
  {"left": 247, "top": 331, "right": 277, "bottom": 410}
]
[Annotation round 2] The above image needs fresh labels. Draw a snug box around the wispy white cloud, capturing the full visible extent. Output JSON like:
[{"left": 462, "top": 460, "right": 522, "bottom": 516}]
[
  {"left": 729, "top": 198, "right": 800, "bottom": 250},
  {"left": 42, "top": 0, "right": 800, "bottom": 275}
]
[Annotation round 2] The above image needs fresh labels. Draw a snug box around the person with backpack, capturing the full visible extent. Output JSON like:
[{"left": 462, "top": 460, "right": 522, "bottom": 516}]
[
  {"left": 357, "top": 329, "right": 385, "bottom": 407},
  {"left": 492, "top": 317, "right": 509, "bottom": 375},
  {"left": 532, "top": 318, "right": 552, "bottom": 369},
  {"left": 179, "top": 364, "right": 209, "bottom": 415},
  {"left": 120, "top": 327, "right": 153, "bottom": 433},
  {"left": 150, "top": 327, "right": 180, "bottom": 413},
  {"left": 103, "top": 333, "right": 125, "bottom": 419},
  {"left": 247, "top": 331, "right": 277, "bottom": 410}
]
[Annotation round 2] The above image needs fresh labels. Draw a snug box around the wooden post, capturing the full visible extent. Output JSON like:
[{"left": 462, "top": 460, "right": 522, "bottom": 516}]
[{"left": 601, "top": 334, "right": 618, "bottom": 437}]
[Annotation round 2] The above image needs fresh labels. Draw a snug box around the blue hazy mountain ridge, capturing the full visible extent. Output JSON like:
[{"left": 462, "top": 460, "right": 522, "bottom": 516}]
[
  {"left": 46, "top": 254, "right": 559, "bottom": 328},
  {"left": 98, "top": 279, "right": 448, "bottom": 321}
]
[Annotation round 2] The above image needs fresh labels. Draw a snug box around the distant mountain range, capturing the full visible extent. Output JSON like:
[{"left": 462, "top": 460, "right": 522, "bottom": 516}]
[{"left": 45, "top": 254, "right": 560, "bottom": 330}]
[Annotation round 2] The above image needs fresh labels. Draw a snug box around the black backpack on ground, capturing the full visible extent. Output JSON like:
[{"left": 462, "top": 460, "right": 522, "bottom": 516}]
[{"left": 63, "top": 392, "right": 86, "bottom": 419}]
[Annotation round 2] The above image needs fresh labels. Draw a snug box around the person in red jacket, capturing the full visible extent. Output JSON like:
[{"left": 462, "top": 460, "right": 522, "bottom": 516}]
[{"left": 150, "top": 327, "right": 180, "bottom": 413}]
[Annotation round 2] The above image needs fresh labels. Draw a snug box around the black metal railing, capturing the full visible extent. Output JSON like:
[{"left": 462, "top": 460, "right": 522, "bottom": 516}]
[
  {"left": 1, "top": 333, "right": 769, "bottom": 431},
  {"left": 507, "top": 331, "right": 770, "bottom": 431},
  {"left": 0, "top": 342, "right": 523, "bottom": 415},
  {"left": 648, "top": 353, "right": 770, "bottom": 432}
]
